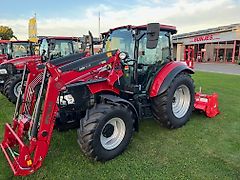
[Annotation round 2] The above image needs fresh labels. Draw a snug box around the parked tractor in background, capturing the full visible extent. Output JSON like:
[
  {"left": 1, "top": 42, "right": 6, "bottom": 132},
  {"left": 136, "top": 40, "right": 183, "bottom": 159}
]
[
  {"left": 0, "top": 40, "right": 35, "bottom": 64},
  {"left": 0, "top": 40, "right": 9, "bottom": 64},
  {"left": 0, "top": 35, "right": 94, "bottom": 103},
  {"left": 0, "top": 23, "right": 219, "bottom": 176},
  {"left": 0, "top": 40, "right": 34, "bottom": 64}
]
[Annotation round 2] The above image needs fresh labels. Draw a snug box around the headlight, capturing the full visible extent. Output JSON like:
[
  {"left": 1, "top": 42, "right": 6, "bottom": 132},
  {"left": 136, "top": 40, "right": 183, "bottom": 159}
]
[
  {"left": 0, "top": 64, "right": 15, "bottom": 75},
  {"left": 57, "top": 94, "right": 75, "bottom": 105},
  {"left": 119, "top": 52, "right": 128, "bottom": 60},
  {"left": 0, "top": 69, "right": 7, "bottom": 74}
]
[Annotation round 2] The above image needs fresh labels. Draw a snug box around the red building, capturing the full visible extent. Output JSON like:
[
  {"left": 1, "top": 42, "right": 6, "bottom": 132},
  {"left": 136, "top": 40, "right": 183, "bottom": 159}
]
[{"left": 173, "top": 24, "right": 240, "bottom": 63}]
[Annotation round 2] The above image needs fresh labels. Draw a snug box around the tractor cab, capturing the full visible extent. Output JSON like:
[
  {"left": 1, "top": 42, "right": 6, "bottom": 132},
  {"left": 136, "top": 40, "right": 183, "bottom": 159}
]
[
  {"left": 39, "top": 37, "right": 81, "bottom": 61},
  {"left": 0, "top": 40, "right": 34, "bottom": 64},
  {"left": 102, "top": 23, "right": 177, "bottom": 93},
  {"left": 7, "top": 41, "right": 34, "bottom": 59}
]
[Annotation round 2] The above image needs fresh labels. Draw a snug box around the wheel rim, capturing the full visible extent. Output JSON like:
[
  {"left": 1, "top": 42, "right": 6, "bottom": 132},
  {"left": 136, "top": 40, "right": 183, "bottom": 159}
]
[
  {"left": 100, "top": 117, "right": 126, "bottom": 150},
  {"left": 172, "top": 84, "right": 191, "bottom": 118},
  {"left": 14, "top": 82, "right": 21, "bottom": 98}
]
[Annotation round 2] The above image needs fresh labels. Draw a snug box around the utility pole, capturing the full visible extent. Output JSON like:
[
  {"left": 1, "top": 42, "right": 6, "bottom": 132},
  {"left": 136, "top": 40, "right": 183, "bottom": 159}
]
[{"left": 98, "top": 11, "right": 101, "bottom": 38}]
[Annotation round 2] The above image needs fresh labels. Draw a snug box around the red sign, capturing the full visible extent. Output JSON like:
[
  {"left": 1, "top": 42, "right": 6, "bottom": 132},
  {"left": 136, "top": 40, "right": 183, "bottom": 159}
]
[{"left": 190, "top": 34, "right": 220, "bottom": 43}]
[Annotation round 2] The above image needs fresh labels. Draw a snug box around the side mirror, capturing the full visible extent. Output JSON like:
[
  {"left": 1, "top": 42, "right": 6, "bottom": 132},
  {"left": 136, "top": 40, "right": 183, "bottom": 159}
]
[{"left": 146, "top": 23, "right": 160, "bottom": 49}]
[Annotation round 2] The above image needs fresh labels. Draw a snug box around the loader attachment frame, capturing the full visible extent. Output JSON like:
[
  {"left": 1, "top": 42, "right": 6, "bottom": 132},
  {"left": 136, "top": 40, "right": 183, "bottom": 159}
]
[
  {"left": 0, "top": 66, "right": 59, "bottom": 176},
  {"left": 1, "top": 50, "right": 121, "bottom": 175}
]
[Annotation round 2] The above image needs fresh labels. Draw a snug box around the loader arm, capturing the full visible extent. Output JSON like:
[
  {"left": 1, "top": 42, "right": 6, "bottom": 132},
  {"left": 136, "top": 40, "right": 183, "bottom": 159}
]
[
  {"left": 1, "top": 50, "right": 123, "bottom": 176},
  {"left": 20, "top": 52, "right": 89, "bottom": 116}
]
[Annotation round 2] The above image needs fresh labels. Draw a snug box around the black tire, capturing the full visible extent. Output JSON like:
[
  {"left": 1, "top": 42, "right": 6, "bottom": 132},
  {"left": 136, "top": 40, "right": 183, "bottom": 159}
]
[
  {"left": 151, "top": 72, "right": 194, "bottom": 129},
  {"left": 3, "top": 74, "right": 22, "bottom": 104},
  {"left": 0, "top": 85, "right": 3, "bottom": 94},
  {"left": 77, "top": 103, "right": 134, "bottom": 161}
]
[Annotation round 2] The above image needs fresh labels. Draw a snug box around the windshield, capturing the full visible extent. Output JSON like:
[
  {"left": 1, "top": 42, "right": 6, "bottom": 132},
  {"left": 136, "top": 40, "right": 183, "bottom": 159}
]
[
  {"left": 72, "top": 41, "right": 80, "bottom": 53},
  {"left": 0, "top": 43, "right": 7, "bottom": 55},
  {"left": 50, "top": 40, "right": 74, "bottom": 59},
  {"left": 138, "top": 30, "right": 171, "bottom": 64},
  {"left": 10, "top": 42, "right": 32, "bottom": 58},
  {"left": 104, "top": 29, "right": 134, "bottom": 59}
]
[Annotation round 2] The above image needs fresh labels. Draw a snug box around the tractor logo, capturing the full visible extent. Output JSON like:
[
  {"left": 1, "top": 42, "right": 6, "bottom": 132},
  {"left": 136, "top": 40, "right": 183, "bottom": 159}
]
[
  {"left": 106, "top": 52, "right": 112, "bottom": 57},
  {"left": 45, "top": 101, "right": 53, "bottom": 125}
]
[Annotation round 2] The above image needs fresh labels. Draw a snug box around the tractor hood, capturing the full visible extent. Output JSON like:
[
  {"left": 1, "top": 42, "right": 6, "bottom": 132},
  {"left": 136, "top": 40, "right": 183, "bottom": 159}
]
[
  {"left": 0, "top": 55, "right": 41, "bottom": 70},
  {"left": 59, "top": 50, "right": 118, "bottom": 73}
]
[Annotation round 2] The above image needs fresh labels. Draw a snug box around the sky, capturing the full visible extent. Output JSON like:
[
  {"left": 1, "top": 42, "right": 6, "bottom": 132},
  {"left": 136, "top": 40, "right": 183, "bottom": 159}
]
[{"left": 0, "top": 0, "right": 240, "bottom": 39}]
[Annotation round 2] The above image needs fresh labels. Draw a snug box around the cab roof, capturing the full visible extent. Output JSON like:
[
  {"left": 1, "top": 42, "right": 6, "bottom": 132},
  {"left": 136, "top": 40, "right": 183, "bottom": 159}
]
[
  {"left": 0, "top": 40, "right": 10, "bottom": 43},
  {"left": 10, "top": 40, "right": 31, "bottom": 43},
  {"left": 38, "top": 36, "right": 81, "bottom": 41},
  {"left": 0, "top": 40, "right": 30, "bottom": 44},
  {"left": 102, "top": 24, "right": 177, "bottom": 35}
]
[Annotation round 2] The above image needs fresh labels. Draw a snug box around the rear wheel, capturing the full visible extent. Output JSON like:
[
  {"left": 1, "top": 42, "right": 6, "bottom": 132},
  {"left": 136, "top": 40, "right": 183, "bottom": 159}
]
[
  {"left": 4, "top": 74, "right": 22, "bottom": 104},
  {"left": 77, "top": 103, "right": 134, "bottom": 161},
  {"left": 151, "top": 72, "right": 194, "bottom": 129}
]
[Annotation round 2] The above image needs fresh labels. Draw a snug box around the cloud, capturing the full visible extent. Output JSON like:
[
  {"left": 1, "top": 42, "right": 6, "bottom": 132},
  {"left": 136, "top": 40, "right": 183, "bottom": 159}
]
[{"left": 0, "top": 0, "right": 239, "bottom": 39}]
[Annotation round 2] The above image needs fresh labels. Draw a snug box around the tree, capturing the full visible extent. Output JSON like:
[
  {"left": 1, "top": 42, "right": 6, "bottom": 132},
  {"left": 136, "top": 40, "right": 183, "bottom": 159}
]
[{"left": 0, "top": 26, "right": 14, "bottom": 40}]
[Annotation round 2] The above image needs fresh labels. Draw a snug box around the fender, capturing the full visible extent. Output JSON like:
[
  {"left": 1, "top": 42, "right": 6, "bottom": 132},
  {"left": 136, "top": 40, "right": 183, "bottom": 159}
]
[
  {"left": 149, "top": 62, "right": 194, "bottom": 97},
  {"left": 0, "top": 55, "right": 41, "bottom": 73},
  {"left": 100, "top": 94, "right": 139, "bottom": 131}
]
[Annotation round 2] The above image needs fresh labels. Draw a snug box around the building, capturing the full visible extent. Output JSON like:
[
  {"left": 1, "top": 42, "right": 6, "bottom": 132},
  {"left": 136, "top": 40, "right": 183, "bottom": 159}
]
[{"left": 173, "top": 24, "right": 240, "bottom": 63}]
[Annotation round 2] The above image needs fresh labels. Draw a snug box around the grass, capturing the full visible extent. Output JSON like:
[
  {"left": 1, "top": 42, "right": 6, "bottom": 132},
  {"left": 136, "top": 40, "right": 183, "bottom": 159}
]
[{"left": 0, "top": 71, "right": 240, "bottom": 180}]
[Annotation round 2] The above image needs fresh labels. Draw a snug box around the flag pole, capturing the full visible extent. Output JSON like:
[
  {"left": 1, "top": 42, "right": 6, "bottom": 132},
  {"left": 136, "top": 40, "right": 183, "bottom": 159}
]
[{"left": 98, "top": 11, "right": 101, "bottom": 38}]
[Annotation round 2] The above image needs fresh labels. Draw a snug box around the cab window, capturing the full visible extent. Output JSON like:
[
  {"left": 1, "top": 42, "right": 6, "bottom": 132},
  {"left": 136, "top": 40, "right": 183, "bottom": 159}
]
[
  {"left": 138, "top": 31, "right": 170, "bottom": 65},
  {"left": 0, "top": 44, "right": 7, "bottom": 55},
  {"left": 11, "top": 43, "right": 31, "bottom": 58},
  {"left": 104, "top": 29, "right": 134, "bottom": 59},
  {"left": 50, "top": 40, "right": 73, "bottom": 59}
]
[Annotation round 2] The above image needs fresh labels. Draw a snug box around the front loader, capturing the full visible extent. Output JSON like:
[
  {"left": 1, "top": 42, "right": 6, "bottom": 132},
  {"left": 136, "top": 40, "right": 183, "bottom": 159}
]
[{"left": 1, "top": 23, "right": 219, "bottom": 176}]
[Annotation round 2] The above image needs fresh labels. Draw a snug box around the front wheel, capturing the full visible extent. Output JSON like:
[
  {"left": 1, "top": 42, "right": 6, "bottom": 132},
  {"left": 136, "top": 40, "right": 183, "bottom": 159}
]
[
  {"left": 3, "top": 75, "right": 22, "bottom": 104},
  {"left": 151, "top": 72, "right": 195, "bottom": 129},
  {"left": 77, "top": 103, "right": 134, "bottom": 161}
]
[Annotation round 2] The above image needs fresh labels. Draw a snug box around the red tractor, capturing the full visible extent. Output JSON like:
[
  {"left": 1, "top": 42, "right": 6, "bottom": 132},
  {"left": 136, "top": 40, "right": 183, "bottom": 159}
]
[
  {"left": 0, "top": 23, "right": 219, "bottom": 176},
  {"left": 0, "top": 40, "right": 9, "bottom": 64},
  {"left": 0, "top": 36, "right": 89, "bottom": 103},
  {"left": 0, "top": 40, "right": 35, "bottom": 94},
  {"left": 0, "top": 40, "right": 35, "bottom": 64}
]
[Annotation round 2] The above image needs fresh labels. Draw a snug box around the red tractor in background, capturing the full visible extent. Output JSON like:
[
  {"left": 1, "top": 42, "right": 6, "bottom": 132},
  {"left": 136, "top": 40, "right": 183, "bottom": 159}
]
[
  {"left": 0, "top": 40, "right": 33, "bottom": 64},
  {"left": 1, "top": 23, "right": 219, "bottom": 176},
  {"left": 0, "top": 40, "right": 35, "bottom": 64},
  {"left": 0, "top": 40, "right": 10, "bottom": 63},
  {"left": 0, "top": 40, "right": 35, "bottom": 94},
  {"left": 0, "top": 35, "right": 96, "bottom": 103}
]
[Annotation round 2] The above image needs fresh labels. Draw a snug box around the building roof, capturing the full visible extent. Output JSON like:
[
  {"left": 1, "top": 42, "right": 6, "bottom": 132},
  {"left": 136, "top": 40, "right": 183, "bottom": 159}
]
[{"left": 173, "top": 23, "right": 240, "bottom": 40}]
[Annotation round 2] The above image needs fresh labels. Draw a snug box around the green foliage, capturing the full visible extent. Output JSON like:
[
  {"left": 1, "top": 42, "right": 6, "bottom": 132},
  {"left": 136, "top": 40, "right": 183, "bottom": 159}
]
[
  {"left": 0, "top": 72, "right": 239, "bottom": 179},
  {"left": 0, "top": 26, "right": 14, "bottom": 40}
]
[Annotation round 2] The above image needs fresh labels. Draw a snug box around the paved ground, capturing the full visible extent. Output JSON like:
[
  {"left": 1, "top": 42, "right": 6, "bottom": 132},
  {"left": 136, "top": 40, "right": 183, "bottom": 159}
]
[{"left": 194, "top": 63, "right": 240, "bottom": 75}]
